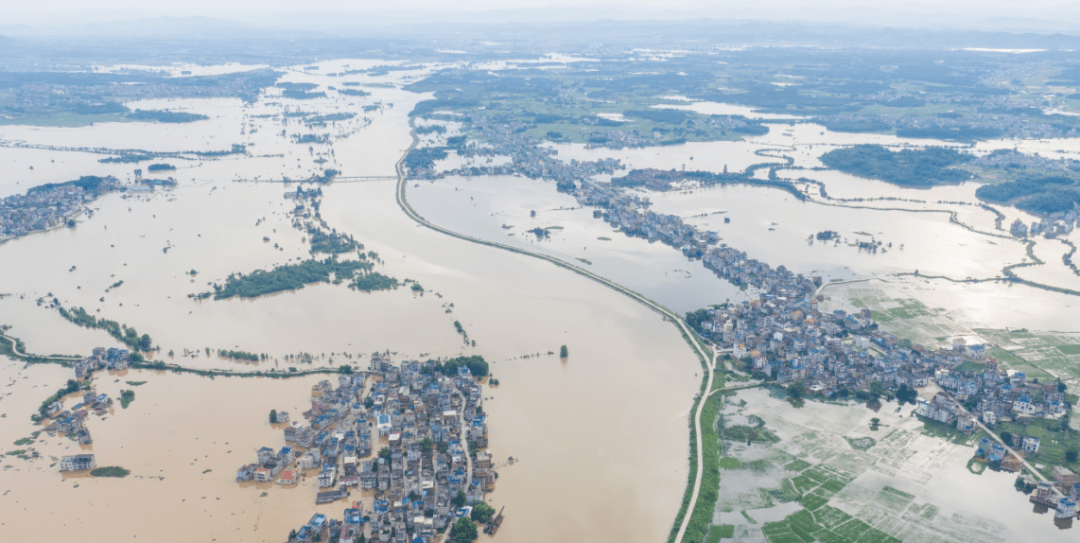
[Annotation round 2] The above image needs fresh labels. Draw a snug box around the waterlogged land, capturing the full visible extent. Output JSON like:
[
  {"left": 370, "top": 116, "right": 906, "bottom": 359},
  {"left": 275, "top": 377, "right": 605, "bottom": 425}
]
[
  {"left": 0, "top": 59, "right": 699, "bottom": 543},
  {"left": 3, "top": 46, "right": 1080, "bottom": 543},
  {"left": 708, "top": 387, "right": 1068, "bottom": 543}
]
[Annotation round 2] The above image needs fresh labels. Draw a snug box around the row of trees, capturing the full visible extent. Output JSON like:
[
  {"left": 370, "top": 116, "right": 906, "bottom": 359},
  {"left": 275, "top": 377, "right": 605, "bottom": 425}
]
[
  {"left": 206, "top": 258, "right": 376, "bottom": 300},
  {"left": 59, "top": 306, "right": 152, "bottom": 351}
]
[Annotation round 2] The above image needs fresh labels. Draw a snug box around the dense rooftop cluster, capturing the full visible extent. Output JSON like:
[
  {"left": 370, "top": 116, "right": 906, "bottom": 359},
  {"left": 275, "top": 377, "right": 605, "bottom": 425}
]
[
  {"left": 407, "top": 115, "right": 622, "bottom": 187},
  {"left": 234, "top": 357, "right": 497, "bottom": 543},
  {"left": 0, "top": 176, "right": 119, "bottom": 242}
]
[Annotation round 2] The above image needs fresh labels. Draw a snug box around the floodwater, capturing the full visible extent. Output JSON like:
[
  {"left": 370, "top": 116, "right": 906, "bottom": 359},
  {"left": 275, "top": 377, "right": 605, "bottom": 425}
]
[
  {"left": 721, "top": 387, "right": 1073, "bottom": 542},
  {"left": 538, "top": 120, "right": 1080, "bottom": 331},
  {"left": 3, "top": 55, "right": 1080, "bottom": 543},
  {"left": 406, "top": 174, "right": 753, "bottom": 315},
  {"left": 0, "top": 60, "right": 700, "bottom": 543},
  {"left": 650, "top": 99, "right": 805, "bottom": 120}
]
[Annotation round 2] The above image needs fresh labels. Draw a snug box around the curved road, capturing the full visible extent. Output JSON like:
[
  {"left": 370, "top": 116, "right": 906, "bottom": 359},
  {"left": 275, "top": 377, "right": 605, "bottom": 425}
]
[
  {"left": 393, "top": 125, "right": 714, "bottom": 543},
  {"left": 0, "top": 333, "right": 81, "bottom": 362}
]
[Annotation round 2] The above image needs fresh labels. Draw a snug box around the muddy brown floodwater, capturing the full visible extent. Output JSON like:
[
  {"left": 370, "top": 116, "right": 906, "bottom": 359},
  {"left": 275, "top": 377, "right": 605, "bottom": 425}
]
[{"left": 0, "top": 60, "right": 701, "bottom": 543}]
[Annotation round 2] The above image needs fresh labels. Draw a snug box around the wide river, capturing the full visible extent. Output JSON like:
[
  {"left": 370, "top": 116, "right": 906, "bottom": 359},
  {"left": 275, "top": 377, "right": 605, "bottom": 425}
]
[
  {"left": 3, "top": 57, "right": 1080, "bottom": 543},
  {"left": 0, "top": 60, "right": 699, "bottom": 542}
]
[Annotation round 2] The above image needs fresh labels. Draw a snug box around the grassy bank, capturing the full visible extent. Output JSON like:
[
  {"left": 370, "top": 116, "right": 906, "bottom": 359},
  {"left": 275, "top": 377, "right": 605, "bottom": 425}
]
[{"left": 668, "top": 374, "right": 725, "bottom": 543}]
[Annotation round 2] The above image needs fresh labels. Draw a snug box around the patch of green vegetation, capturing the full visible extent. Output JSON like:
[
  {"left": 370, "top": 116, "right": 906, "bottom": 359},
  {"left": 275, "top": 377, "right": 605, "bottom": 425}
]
[
  {"left": 785, "top": 459, "right": 812, "bottom": 472},
  {"left": 875, "top": 486, "right": 915, "bottom": 512},
  {"left": 58, "top": 306, "right": 152, "bottom": 351},
  {"left": 219, "top": 350, "right": 260, "bottom": 362},
  {"left": 6, "top": 449, "right": 27, "bottom": 456},
  {"left": 14, "top": 437, "right": 34, "bottom": 446},
  {"left": 955, "top": 359, "right": 985, "bottom": 374},
  {"left": 975, "top": 174, "right": 1080, "bottom": 215},
  {"left": 90, "top": 466, "right": 130, "bottom": 477},
  {"left": 1057, "top": 345, "right": 1080, "bottom": 355},
  {"left": 832, "top": 518, "right": 873, "bottom": 541},
  {"left": 719, "top": 457, "right": 742, "bottom": 469},
  {"left": 844, "top": 436, "right": 877, "bottom": 450},
  {"left": 705, "top": 524, "right": 735, "bottom": 543},
  {"left": 424, "top": 355, "right": 490, "bottom": 377},
  {"left": 813, "top": 506, "right": 853, "bottom": 530},
  {"left": 967, "top": 457, "right": 987, "bottom": 475},
  {"left": 202, "top": 258, "right": 389, "bottom": 299},
  {"left": 994, "top": 418, "right": 1080, "bottom": 477},
  {"left": 119, "top": 389, "right": 135, "bottom": 409},
  {"left": 820, "top": 144, "right": 972, "bottom": 187},
  {"left": 668, "top": 375, "right": 725, "bottom": 543},
  {"left": 799, "top": 492, "right": 831, "bottom": 511},
  {"left": 723, "top": 424, "right": 781, "bottom": 444},
  {"left": 125, "top": 381, "right": 146, "bottom": 386},
  {"left": 35, "top": 379, "right": 83, "bottom": 418},
  {"left": 915, "top": 414, "right": 983, "bottom": 445}
]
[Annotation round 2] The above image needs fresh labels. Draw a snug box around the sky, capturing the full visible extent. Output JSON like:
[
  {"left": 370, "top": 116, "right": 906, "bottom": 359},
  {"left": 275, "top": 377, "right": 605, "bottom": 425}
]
[{"left": 3, "top": 0, "right": 1079, "bottom": 33}]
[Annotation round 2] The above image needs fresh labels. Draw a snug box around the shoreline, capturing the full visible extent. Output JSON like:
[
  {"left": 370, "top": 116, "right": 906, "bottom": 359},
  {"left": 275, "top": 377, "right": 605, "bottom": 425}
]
[{"left": 393, "top": 118, "right": 715, "bottom": 543}]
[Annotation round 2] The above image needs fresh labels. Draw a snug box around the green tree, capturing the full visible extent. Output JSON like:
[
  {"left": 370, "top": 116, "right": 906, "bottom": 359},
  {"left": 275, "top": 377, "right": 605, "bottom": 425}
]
[
  {"left": 896, "top": 384, "right": 918, "bottom": 405},
  {"left": 1000, "top": 431, "right": 1013, "bottom": 446},
  {"left": 787, "top": 380, "right": 807, "bottom": 400},
  {"left": 270, "top": 409, "right": 278, "bottom": 424},
  {"left": 868, "top": 381, "right": 886, "bottom": 401},
  {"left": 451, "top": 489, "right": 467, "bottom": 508},
  {"left": 470, "top": 501, "right": 496, "bottom": 523},
  {"left": 419, "top": 438, "right": 434, "bottom": 454},
  {"left": 449, "top": 517, "right": 478, "bottom": 543},
  {"left": 559, "top": 345, "right": 568, "bottom": 358},
  {"left": 139, "top": 333, "right": 152, "bottom": 351},
  {"left": 1067, "top": 450, "right": 1078, "bottom": 463},
  {"left": 378, "top": 447, "right": 391, "bottom": 462}
]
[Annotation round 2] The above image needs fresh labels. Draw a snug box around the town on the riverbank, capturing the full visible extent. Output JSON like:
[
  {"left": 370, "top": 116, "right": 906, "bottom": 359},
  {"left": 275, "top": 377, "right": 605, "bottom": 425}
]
[
  {"left": 234, "top": 356, "right": 502, "bottom": 543},
  {"left": 405, "top": 115, "right": 1080, "bottom": 528}
]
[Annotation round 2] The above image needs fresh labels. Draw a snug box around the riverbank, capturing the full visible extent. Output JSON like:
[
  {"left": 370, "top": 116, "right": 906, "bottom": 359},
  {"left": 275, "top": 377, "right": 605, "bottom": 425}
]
[{"left": 395, "top": 120, "right": 716, "bottom": 543}]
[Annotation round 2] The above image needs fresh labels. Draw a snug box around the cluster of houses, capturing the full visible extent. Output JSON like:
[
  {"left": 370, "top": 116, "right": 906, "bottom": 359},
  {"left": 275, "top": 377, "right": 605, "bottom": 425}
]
[
  {"left": 74, "top": 347, "right": 131, "bottom": 378},
  {"left": 1009, "top": 208, "right": 1079, "bottom": 239},
  {"left": 407, "top": 115, "right": 622, "bottom": 187},
  {"left": 235, "top": 357, "right": 497, "bottom": 543},
  {"left": 404, "top": 112, "right": 1080, "bottom": 530},
  {"left": 1018, "top": 465, "right": 1080, "bottom": 528},
  {"left": 59, "top": 453, "right": 97, "bottom": 472},
  {"left": 0, "top": 176, "right": 120, "bottom": 243},
  {"left": 575, "top": 181, "right": 719, "bottom": 258},
  {"left": 45, "top": 388, "right": 116, "bottom": 445},
  {"left": 43, "top": 348, "right": 131, "bottom": 446}
]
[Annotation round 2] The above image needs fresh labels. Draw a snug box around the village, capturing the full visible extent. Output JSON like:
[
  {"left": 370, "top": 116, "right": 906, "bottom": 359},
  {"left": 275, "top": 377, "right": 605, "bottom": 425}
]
[
  {"left": 44, "top": 347, "right": 132, "bottom": 468},
  {"left": 46, "top": 347, "right": 506, "bottom": 543},
  {"left": 1008, "top": 210, "right": 1079, "bottom": 239},
  {"left": 408, "top": 115, "right": 623, "bottom": 188},
  {"left": 0, "top": 175, "right": 121, "bottom": 243},
  {"left": 234, "top": 356, "right": 504, "bottom": 543},
  {"left": 0, "top": 170, "right": 179, "bottom": 244},
  {"left": 404, "top": 111, "right": 1080, "bottom": 531},
  {"left": 683, "top": 232, "right": 1080, "bottom": 528}
]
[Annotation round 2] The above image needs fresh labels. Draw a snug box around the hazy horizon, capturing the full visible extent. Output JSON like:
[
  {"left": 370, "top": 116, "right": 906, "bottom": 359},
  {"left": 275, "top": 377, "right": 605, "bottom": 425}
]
[{"left": 3, "top": 0, "right": 1080, "bottom": 36}]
